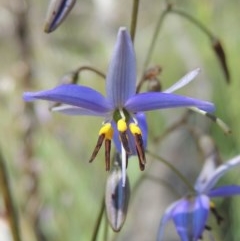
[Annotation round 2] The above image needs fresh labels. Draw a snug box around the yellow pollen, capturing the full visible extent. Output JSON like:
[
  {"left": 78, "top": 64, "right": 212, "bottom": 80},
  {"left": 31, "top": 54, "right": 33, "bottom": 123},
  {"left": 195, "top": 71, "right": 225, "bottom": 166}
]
[
  {"left": 210, "top": 201, "right": 215, "bottom": 209},
  {"left": 129, "top": 123, "right": 142, "bottom": 135},
  {"left": 99, "top": 123, "right": 114, "bottom": 140},
  {"left": 117, "top": 119, "right": 127, "bottom": 132}
]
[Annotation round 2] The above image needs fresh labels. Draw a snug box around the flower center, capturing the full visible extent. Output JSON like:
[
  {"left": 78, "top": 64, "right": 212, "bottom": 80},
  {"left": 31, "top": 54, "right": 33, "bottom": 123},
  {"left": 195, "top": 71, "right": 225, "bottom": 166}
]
[{"left": 89, "top": 108, "right": 146, "bottom": 175}]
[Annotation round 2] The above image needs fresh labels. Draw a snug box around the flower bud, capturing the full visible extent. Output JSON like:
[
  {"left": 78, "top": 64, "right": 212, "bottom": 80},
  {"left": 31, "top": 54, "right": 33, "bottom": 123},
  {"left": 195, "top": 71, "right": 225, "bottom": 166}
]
[
  {"left": 105, "top": 154, "right": 130, "bottom": 232},
  {"left": 44, "top": 0, "right": 76, "bottom": 33},
  {"left": 212, "top": 39, "right": 230, "bottom": 83}
]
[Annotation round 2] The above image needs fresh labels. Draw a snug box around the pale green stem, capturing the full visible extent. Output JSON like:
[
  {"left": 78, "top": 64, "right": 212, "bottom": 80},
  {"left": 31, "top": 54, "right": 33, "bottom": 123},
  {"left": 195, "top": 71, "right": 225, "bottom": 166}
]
[
  {"left": 103, "top": 213, "right": 109, "bottom": 241},
  {"left": 142, "top": 7, "right": 169, "bottom": 72},
  {"left": 0, "top": 150, "right": 22, "bottom": 241},
  {"left": 76, "top": 66, "right": 106, "bottom": 82},
  {"left": 132, "top": 173, "right": 181, "bottom": 198},
  {"left": 130, "top": 0, "right": 140, "bottom": 43},
  {"left": 91, "top": 197, "right": 105, "bottom": 241},
  {"left": 170, "top": 9, "right": 215, "bottom": 40},
  {"left": 146, "top": 150, "right": 195, "bottom": 192}
]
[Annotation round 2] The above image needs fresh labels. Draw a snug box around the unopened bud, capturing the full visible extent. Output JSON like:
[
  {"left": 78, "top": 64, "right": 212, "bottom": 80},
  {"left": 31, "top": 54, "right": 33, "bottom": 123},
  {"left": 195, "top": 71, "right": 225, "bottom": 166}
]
[
  {"left": 212, "top": 39, "right": 230, "bottom": 83},
  {"left": 44, "top": 0, "right": 76, "bottom": 33},
  {"left": 105, "top": 154, "right": 130, "bottom": 232}
]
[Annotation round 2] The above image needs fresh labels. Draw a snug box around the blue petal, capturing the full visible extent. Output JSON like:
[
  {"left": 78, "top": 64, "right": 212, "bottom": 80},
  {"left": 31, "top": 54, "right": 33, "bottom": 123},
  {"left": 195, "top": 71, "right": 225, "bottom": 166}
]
[
  {"left": 164, "top": 68, "right": 200, "bottom": 93},
  {"left": 51, "top": 105, "right": 108, "bottom": 116},
  {"left": 23, "top": 84, "right": 112, "bottom": 113},
  {"left": 157, "top": 200, "right": 180, "bottom": 241},
  {"left": 197, "top": 155, "right": 240, "bottom": 194},
  {"left": 106, "top": 27, "right": 136, "bottom": 107},
  {"left": 194, "top": 146, "right": 219, "bottom": 194},
  {"left": 208, "top": 185, "right": 240, "bottom": 197},
  {"left": 112, "top": 121, "right": 121, "bottom": 153},
  {"left": 44, "top": 0, "right": 76, "bottom": 33},
  {"left": 125, "top": 92, "right": 215, "bottom": 113},
  {"left": 172, "top": 195, "right": 210, "bottom": 241}
]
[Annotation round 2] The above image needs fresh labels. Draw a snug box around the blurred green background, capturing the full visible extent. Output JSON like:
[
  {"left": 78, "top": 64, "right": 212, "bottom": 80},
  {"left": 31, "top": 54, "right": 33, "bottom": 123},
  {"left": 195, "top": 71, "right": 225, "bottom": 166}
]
[{"left": 0, "top": 0, "right": 240, "bottom": 240}]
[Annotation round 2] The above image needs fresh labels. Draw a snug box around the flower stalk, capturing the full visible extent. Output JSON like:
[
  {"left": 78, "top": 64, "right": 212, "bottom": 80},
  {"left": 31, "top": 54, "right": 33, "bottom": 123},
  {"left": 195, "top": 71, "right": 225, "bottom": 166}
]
[
  {"left": 130, "top": 0, "right": 140, "bottom": 43},
  {"left": 0, "top": 150, "right": 22, "bottom": 241}
]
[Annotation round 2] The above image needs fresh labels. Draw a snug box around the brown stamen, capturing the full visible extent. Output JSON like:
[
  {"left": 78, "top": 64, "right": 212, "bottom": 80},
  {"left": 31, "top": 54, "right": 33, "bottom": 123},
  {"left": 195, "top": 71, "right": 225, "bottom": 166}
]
[
  {"left": 119, "top": 131, "right": 131, "bottom": 154},
  {"left": 134, "top": 133, "right": 146, "bottom": 165},
  {"left": 105, "top": 139, "right": 111, "bottom": 171},
  {"left": 205, "top": 225, "right": 212, "bottom": 231},
  {"left": 89, "top": 134, "right": 105, "bottom": 163},
  {"left": 211, "top": 207, "right": 224, "bottom": 225},
  {"left": 136, "top": 148, "right": 145, "bottom": 171}
]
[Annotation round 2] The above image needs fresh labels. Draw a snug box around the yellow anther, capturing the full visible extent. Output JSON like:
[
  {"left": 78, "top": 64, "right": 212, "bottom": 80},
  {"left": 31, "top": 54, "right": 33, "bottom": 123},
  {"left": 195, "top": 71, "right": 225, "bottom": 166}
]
[
  {"left": 210, "top": 201, "right": 215, "bottom": 209},
  {"left": 117, "top": 119, "right": 127, "bottom": 132},
  {"left": 99, "top": 123, "right": 114, "bottom": 140},
  {"left": 129, "top": 123, "right": 142, "bottom": 135}
]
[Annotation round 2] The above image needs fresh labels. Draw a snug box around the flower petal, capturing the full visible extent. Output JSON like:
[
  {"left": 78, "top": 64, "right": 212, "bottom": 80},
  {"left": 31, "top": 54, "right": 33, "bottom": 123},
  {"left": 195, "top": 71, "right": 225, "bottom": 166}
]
[
  {"left": 44, "top": 0, "right": 76, "bottom": 33},
  {"left": 194, "top": 136, "right": 220, "bottom": 194},
  {"left": 106, "top": 27, "right": 136, "bottom": 107},
  {"left": 111, "top": 121, "right": 121, "bottom": 153},
  {"left": 208, "top": 185, "right": 240, "bottom": 197},
  {"left": 157, "top": 200, "right": 180, "bottom": 241},
  {"left": 23, "top": 84, "right": 112, "bottom": 113},
  {"left": 51, "top": 104, "right": 107, "bottom": 116},
  {"left": 164, "top": 68, "right": 200, "bottom": 93},
  {"left": 172, "top": 195, "right": 210, "bottom": 241},
  {"left": 125, "top": 92, "right": 215, "bottom": 113},
  {"left": 197, "top": 155, "right": 240, "bottom": 194}
]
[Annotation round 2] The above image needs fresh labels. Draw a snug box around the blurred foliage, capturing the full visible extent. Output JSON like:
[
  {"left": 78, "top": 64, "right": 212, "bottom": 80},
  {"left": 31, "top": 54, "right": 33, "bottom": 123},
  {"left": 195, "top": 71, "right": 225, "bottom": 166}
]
[{"left": 1, "top": 0, "right": 240, "bottom": 241}]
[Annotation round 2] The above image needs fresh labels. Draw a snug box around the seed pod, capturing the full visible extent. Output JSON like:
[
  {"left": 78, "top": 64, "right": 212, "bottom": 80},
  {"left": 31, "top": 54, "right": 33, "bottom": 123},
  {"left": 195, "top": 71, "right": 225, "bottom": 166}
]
[
  {"left": 44, "top": 0, "right": 76, "bottom": 33},
  {"left": 105, "top": 154, "right": 130, "bottom": 232},
  {"left": 212, "top": 39, "right": 230, "bottom": 83}
]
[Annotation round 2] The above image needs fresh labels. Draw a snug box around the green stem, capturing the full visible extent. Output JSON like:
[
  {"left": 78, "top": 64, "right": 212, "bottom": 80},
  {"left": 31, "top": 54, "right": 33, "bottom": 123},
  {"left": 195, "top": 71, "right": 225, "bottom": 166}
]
[
  {"left": 91, "top": 197, "right": 105, "bottom": 241},
  {"left": 170, "top": 9, "right": 215, "bottom": 40},
  {"left": 103, "top": 213, "right": 109, "bottom": 241},
  {"left": 76, "top": 66, "right": 106, "bottom": 81},
  {"left": 130, "top": 0, "right": 140, "bottom": 43},
  {"left": 146, "top": 150, "right": 194, "bottom": 192},
  {"left": 0, "top": 150, "right": 22, "bottom": 241},
  {"left": 132, "top": 173, "right": 181, "bottom": 198},
  {"left": 142, "top": 7, "right": 169, "bottom": 72}
]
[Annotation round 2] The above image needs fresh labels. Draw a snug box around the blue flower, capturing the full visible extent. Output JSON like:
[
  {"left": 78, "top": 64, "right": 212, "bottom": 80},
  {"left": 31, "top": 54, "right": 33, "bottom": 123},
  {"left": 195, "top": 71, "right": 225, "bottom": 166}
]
[
  {"left": 23, "top": 27, "right": 214, "bottom": 185},
  {"left": 157, "top": 155, "right": 240, "bottom": 241}
]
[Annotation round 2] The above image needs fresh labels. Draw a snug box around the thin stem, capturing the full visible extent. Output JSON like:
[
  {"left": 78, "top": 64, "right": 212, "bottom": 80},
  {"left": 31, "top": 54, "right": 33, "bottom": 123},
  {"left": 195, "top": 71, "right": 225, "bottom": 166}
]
[
  {"left": 142, "top": 6, "right": 170, "bottom": 72},
  {"left": 103, "top": 213, "right": 109, "bottom": 241},
  {"left": 130, "top": 0, "right": 140, "bottom": 43},
  {"left": 91, "top": 197, "right": 105, "bottom": 241},
  {"left": 132, "top": 173, "right": 181, "bottom": 198},
  {"left": 76, "top": 66, "right": 106, "bottom": 82},
  {"left": 146, "top": 150, "right": 195, "bottom": 192},
  {"left": 0, "top": 150, "right": 22, "bottom": 241},
  {"left": 170, "top": 9, "right": 215, "bottom": 40},
  {"left": 153, "top": 111, "right": 190, "bottom": 143}
]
